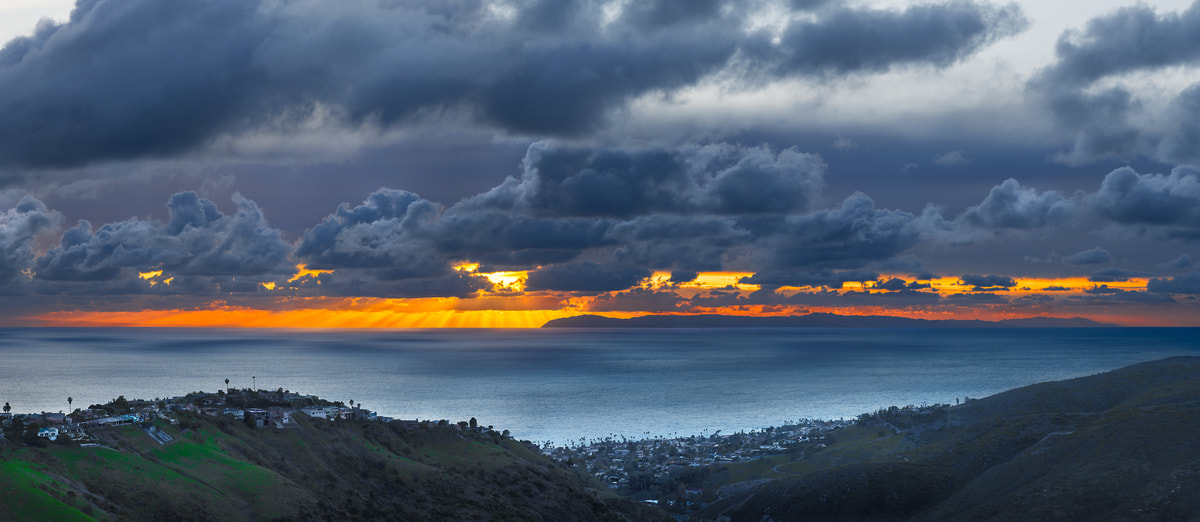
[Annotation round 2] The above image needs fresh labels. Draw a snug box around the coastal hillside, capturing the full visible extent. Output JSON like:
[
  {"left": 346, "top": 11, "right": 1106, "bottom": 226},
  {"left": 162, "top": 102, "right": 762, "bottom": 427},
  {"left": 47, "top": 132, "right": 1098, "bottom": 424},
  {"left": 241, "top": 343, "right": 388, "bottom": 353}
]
[
  {"left": 5, "top": 357, "right": 1198, "bottom": 521},
  {"left": 695, "top": 356, "right": 1200, "bottom": 521},
  {"left": 0, "top": 410, "right": 665, "bottom": 521}
]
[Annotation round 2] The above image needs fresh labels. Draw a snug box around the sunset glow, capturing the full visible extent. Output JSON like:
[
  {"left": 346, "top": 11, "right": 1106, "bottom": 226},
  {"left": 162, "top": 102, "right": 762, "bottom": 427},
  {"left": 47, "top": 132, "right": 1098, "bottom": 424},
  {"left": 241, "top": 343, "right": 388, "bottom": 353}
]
[{"left": 23, "top": 271, "right": 1194, "bottom": 328}]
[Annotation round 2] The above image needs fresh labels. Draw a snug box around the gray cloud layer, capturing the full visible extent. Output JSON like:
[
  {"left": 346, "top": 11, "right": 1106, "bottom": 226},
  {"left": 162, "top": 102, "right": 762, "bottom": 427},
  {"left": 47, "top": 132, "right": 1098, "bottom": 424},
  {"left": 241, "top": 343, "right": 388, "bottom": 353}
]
[
  {"left": 0, "top": 196, "right": 61, "bottom": 284},
  {"left": 1, "top": 139, "right": 1199, "bottom": 303},
  {"left": 34, "top": 192, "right": 291, "bottom": 289},
  {"left": 0, "top": 0, "right": 1026, "bottom": 169},
  {"left": 1032, "top": 1, "right": 1200, "bottom": 164}
]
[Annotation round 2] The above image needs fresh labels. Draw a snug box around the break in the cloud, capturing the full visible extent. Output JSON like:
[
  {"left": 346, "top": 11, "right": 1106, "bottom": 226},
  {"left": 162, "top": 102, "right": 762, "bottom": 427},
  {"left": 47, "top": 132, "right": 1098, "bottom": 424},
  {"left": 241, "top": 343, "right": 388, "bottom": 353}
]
[{"left": 0, "top": 0, "right": 1026, "bottom": 169}]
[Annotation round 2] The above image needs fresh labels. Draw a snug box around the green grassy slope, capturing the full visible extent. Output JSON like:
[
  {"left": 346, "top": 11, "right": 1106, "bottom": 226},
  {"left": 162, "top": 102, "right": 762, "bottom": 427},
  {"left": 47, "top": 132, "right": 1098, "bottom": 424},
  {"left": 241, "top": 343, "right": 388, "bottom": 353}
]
[{"left": 1, "top": 415, "right": 666, "bottom": 521}]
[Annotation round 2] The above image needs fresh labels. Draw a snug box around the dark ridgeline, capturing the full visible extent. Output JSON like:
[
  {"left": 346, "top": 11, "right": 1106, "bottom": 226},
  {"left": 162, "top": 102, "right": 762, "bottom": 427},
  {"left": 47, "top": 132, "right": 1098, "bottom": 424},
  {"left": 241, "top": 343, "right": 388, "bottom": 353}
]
[{"left": 696, "top": 356, "right": 1200, "bottom": 521}]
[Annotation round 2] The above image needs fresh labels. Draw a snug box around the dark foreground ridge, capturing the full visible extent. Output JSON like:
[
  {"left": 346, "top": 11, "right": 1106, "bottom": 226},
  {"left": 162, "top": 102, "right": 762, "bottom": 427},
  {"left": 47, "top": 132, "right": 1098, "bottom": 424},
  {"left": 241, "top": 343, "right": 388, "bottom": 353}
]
[
  {"left": 5, "top": 357, "right": 1199, "bottom": 520},
  {"left": 681, "top": 356, "right": 1200, "bottom": 521},
  {"left": 543, "top": 312, "right": 1116, "bottom": 328}
]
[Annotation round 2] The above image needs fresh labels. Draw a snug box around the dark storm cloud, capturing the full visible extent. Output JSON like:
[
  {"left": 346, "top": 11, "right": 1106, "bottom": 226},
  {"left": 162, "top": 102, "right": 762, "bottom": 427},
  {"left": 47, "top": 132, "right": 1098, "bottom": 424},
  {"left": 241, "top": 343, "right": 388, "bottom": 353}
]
[
  {"left": 0, "top": 0, "right": 1026, "bottom": 168},
  {"left": 524, "top": 261, "right": 651, "bottom": 293},
  {"left": 764, "top": 1, "right": 1027, "bottom": 77},
  {"left": 1161, "top": 254, "right": 1193, "bottom": 270},
  {"left": 1043, "top": 88, "right": 1144, "bottom": 165},
  {"left": 958, "top": 274, "right": 1016, "bottom": 290},
  {"left": 873, "top": 254, "right": 937, "bottom": 280},
  {"left": 587, "top": 287, "right": 687, "bottom": 312},
  {"left": 1147, "top": 272, "right": 1200, "bottom": 294},
  {"left": 1032, "top": 1, "right": 1200, "bottom": 164},
  {"left": 1087, "top": 268, "right": 1156, "bottom": 283},
  {"left": 0, "top": 196, "right": 61, "bottom": 285},
  {"left": 789, "top": 0, "right": 833, "bottom": 11},
  {"left": 758, "top": 194, "right": 944, "bottom": 270},
  {"left": 1087, "top": 166, "right": 1200, "bottom": 237},
  {"left": 1037, "top": 2, "right": 1200, "bottom": 88},
  {"left": 1157, "top": 84, "right": 1200, "bottom": 165},
  {"left": 476, "top": 22, "right": 742, "bottom": 136},
  {"left": 323, "top": 272, "right": 492, "bottom": 299},
  {"left": 687, "top": 287, "right": 780, "bottom": 308},
  {"left": 620, "top": 0, "right": 726, "bottom": 30},
  {"left": 294, "top": 189, "right": 445, "bottom": 274},
  {"left": 958, "top": 179, "right": 1078, "bottom": 230},
  {"left": 0, "top": 0, "right": 272, "bottom": 168},
  {"left": 466, "top": 142, "right": 825, "bottom": 218},
  {"left": 669, "top": 271, "right": 698, "bottom": 284},
  {"left": 875, "top": 277, "right": 931, "bottom": 291},
  {"left": 953, "top": 166, "right": 1200, "bottom": 241},
  {"left": 513, "top": 0, "right": 586, "bottom": 33},
  {"left": 419, "top": 139, "right": 946, "bottom": 285},
  {"left": 295, "top": 141, "right": 830, "bottom": 286},
  {"left": 34, "top": 192, "right": 291, "bottom": 282},
  {"left": 609, "top": 240, "right": 730, "bottom": 273},
  {"left": 1063, "top": 247, "right": 1113, "bottom": 265},
  {"left": 739, "top": 269, "right": 879, "bottom": 289}
]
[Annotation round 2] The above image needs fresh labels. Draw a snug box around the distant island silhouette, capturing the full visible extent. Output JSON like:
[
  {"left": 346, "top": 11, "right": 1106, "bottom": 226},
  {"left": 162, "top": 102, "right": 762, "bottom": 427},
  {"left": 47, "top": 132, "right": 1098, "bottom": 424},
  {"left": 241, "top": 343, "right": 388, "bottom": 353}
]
[{"left": 542, "top": 313, "right": 1116, "bottom": 328}]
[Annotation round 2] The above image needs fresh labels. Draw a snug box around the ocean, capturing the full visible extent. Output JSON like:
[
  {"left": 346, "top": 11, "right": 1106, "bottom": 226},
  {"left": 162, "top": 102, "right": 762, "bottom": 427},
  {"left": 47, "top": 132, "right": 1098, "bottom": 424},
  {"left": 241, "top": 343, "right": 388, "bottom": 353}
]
[{"left": 1, "top": 327, "right": 1196, "bottom": 445}]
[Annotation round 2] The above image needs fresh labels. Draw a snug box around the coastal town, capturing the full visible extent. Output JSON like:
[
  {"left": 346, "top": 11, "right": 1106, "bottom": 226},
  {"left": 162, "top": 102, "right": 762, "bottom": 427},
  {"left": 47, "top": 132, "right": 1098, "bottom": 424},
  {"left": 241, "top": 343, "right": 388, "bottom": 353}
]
[
  {"left": 542, "top": 418, "right": 854, "bottom": 512},
  {"left": 0, "top": 388, "right": 390, "bottom": 447},
  {"left": 0, "top": 388, "right": 941, "bottom": 520}
]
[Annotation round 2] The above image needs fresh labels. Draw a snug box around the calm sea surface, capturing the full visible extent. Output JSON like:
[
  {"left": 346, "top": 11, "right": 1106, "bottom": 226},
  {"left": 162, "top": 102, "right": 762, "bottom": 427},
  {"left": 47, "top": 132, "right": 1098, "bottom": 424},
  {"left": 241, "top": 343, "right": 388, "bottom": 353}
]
[{"left": 1, "top": 327, "right": 1196, "bottom": 445}]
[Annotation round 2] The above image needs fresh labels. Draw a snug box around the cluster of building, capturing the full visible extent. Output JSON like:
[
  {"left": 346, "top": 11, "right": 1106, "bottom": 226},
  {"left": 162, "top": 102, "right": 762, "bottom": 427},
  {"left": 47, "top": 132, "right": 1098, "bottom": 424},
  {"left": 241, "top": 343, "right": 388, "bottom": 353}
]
[
  {"left": 0, "top": 411, "right": 147, "bottom": 443},
  {"left": 0, "top": 389, "right": 391, "bottom": 444},
  {"left": 544, "top": 419, "right": 850, "bottom": 494}
]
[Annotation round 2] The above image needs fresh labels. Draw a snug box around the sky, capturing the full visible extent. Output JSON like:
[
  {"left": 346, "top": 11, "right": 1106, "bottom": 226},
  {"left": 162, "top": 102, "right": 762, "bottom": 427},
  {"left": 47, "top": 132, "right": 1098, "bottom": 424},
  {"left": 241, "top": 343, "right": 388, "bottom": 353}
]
[{"left": 1, "top": 0, "right": 1199, "bottom": 327}]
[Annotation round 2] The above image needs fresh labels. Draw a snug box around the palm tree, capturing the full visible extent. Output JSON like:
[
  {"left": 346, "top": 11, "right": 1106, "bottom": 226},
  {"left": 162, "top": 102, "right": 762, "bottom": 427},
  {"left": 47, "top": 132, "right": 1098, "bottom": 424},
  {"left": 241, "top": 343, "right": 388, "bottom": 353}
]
[
  {"left": 68, "top": 396, "right": 73, "bottom": 412},
  {"left": 225, "top": 378, "right": 230, "bottom": 392},
  {"left": 3, "top": 402, "right": 9, "bottom": 415}
]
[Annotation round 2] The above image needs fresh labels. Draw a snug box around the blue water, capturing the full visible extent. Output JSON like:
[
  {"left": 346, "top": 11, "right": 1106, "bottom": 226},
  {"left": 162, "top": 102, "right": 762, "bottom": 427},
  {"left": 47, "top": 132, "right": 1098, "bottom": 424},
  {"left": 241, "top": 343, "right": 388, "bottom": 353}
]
[{"left": 1, "top": 327, "right": 1196, "bottom": 445}]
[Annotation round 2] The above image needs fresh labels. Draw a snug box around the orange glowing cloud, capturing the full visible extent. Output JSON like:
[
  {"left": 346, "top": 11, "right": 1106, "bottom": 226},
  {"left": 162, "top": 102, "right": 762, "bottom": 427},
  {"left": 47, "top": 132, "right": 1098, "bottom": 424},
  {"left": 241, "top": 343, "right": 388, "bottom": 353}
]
[
  {"left": 454, "top": 261, "right": 528, "bottom": 293},
  {"left": 21, "top": 271, "right": 1188, "bottom": 328},
  {"left": 289, "top": 264, "right": 333, "bottom": 282},
  {"left": 31, "top": 306, "right": 587, "bottom": 329}
]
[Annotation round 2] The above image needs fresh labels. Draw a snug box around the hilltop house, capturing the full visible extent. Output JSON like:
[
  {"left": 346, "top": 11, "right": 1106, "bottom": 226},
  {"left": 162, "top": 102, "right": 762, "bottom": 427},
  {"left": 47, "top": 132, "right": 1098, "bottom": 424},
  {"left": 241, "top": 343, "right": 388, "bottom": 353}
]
[
  {"left": 300, "top": 406, "right": 340, "bottom": 420},
  {"left": 244, "top": 408, "right": 269, "bottom": 428},
  {"left": 268, "top": 407, "right": 292, "bottom": 427}
]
